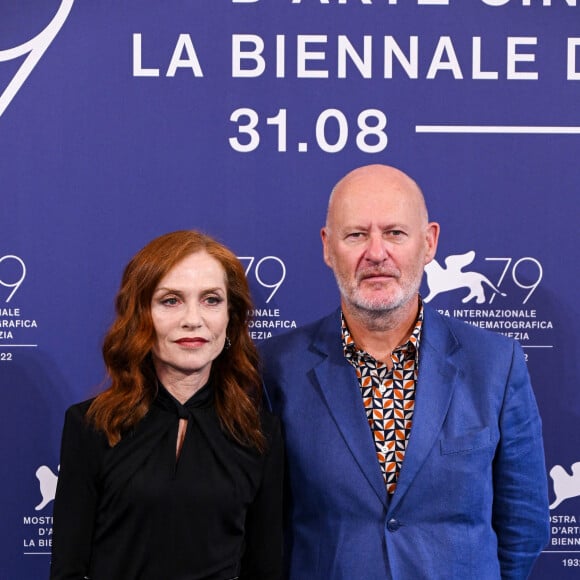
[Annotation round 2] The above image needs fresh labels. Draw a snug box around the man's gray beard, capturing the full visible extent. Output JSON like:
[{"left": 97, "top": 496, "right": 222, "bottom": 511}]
[{"left": 336, "top": 276, "right": 420, "bottom": 331}]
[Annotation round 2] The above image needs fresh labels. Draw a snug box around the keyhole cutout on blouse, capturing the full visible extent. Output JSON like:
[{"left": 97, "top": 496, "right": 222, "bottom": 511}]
[{"left": 176, "top": 417, "right": 188, "bottom": 460}]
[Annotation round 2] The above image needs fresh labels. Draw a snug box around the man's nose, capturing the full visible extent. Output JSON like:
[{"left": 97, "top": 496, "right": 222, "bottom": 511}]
[{"left": 365, "top": 234, "right": 387, "bottom": 263}]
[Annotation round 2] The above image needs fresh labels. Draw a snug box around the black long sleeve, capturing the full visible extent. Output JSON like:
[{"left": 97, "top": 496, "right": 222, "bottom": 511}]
[{"left": 50, "top": 385, "right": 283, "bottom": 580}]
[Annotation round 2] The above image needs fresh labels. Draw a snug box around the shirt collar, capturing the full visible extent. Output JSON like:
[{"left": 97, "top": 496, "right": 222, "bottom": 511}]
[
  {"left": 154, "top": 380, "right": 214, "bottom": 417},
  {"left": 341, "top": 298, "right": 424, "bottom": 363}
]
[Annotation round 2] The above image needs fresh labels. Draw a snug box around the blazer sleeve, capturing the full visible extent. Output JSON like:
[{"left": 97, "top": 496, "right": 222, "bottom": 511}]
[
  {"left": 240, "top": 414, "right": 284, "bottom": 580},
  {"left": 492, "top": 341, "right": 550, "bottom": 579},
  {"left": 50, "top": 403, "right": 105, "bottom": 579}
]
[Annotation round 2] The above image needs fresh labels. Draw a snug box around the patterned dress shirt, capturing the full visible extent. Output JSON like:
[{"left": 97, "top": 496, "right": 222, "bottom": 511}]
[{"left": 342, "top": 303, "right": 424, "bottom": 494}]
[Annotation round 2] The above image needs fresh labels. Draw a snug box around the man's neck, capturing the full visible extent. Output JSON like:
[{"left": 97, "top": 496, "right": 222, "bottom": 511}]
[{"left": 342, "top": 297, "right": 420, "bottom": 364}]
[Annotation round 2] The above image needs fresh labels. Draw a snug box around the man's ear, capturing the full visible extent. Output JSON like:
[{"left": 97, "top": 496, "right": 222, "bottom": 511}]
[
  {"left": 321, "top": 227, "right": 332, "bottom": 268},
  {"left": 424, "top": 222, "right": 440, "bottom": 265}
]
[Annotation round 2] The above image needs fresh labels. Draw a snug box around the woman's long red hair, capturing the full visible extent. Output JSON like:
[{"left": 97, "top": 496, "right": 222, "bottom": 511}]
[{"left": 86, "top": 230, "right": 265, "bottom": 451}]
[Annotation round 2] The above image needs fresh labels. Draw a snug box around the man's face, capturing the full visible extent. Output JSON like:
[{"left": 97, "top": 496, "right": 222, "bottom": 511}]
[{"left": 321, "top": 168, "right": 439, "bottom": 317}]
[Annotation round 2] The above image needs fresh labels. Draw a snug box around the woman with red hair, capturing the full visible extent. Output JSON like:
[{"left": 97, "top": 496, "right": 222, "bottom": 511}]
[{"left": 51, "top": 230, "right": 283, "bottom": 580}]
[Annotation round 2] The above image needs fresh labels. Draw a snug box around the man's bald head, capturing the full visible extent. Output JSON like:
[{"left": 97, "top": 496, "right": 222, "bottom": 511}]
[{"left": 326, "top": 164, "right": 429, "bottom": 231}]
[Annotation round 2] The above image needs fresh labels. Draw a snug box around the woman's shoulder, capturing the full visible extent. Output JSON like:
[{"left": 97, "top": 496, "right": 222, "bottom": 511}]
[
  {"left": 64, "top": 397, "right": 96, "bottom": 422},
  {"left": 61, "top": 397, "right": 108, "bottom": 449}
]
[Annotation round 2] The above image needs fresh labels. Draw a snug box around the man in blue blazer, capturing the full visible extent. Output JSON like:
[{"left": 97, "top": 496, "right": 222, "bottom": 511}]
[{"left": 260, "top": 164, "right": 550, "bottom": 579}]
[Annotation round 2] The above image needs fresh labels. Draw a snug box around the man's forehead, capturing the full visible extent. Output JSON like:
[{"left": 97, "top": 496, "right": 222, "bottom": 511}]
[
  {"left": 332, "top": 187, "right": 418, "bottom": 217},
  {"left": 333, "top": 215, "right": 412, "bottom": 232},
  {"left": 338, "top": 173, "right": 415, "bottom": 199},
  {"left": 329, "top": 176, "right": 426, "bottom": 226}
]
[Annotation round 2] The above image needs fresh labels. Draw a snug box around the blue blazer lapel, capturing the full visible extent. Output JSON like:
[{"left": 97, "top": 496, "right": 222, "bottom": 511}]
[
  {"left": 311, "top": 311, "right": 388, "bottom": 508},
  {"left": 388, "top": 306, "right": 460, "bottom": 513}
]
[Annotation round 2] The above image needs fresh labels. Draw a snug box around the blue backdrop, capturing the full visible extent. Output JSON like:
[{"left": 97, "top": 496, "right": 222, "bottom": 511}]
[{"left": 1, "top": 1, "right": 579, "bottom": 577}]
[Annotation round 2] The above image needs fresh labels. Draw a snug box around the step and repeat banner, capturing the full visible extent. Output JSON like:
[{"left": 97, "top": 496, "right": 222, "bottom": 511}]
[{"left": 1, "top": 1, "right": 579, "bottom": 578}]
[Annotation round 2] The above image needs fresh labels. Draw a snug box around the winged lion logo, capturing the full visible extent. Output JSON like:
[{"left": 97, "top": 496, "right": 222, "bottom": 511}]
[{"left": 424, "top": 250, "right": 506, "bottom": 305}]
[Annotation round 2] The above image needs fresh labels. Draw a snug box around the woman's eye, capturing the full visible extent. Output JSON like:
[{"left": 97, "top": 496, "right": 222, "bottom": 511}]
[
  {"left": 161, "top": 297, "right": 179, "bottom": 306},
  {"left": 205, "top": 296, "right": 223, "bottom": 306}
]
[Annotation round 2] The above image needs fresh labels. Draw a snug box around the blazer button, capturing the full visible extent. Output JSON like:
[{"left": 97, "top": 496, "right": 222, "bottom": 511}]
[{"left": 387, "top": 518, "right": 400, "bottom": 532}]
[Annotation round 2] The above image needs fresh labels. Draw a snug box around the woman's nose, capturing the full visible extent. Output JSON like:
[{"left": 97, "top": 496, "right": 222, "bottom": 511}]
[{"left": 181, "top": 302, "right": 202, "bottom": 328}]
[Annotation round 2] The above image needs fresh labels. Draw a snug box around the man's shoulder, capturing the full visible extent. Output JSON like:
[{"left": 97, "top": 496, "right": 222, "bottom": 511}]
[{"left": 424, "top": 304, "right": 519, "bottom": 354}]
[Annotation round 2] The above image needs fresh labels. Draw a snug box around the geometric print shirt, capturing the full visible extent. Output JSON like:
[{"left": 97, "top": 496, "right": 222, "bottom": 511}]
[{"left": 341, "top": 303, "right": 424, "bottom": 494}]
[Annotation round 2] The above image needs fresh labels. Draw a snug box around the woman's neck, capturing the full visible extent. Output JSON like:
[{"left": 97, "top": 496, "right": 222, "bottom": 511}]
[{"left": 155, "top": 366, "right": 210, "bottom": 404}]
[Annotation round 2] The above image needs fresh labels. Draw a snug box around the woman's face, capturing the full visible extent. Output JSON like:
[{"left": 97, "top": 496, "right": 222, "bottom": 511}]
[{"left": 150, "top": 251, "right": 229, "bottom": 388}]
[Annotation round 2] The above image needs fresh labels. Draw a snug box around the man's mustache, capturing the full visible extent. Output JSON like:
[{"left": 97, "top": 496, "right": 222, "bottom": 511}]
[{"left": 357, "top": 268, "right": 399, "bottom": 281}]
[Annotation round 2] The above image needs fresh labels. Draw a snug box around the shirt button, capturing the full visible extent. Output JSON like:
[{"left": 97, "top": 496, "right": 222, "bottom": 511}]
[
  {"left": 379, "top": 385, "right": 386, "bottom": 394},
  {"left": 387, "top": 518, "right": 400, "bottom": 532}
]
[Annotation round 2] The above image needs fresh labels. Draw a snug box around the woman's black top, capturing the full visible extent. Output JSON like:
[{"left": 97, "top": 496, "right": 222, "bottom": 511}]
[{"left": 50, "top": 383, "right": 283, "bottom": 580}]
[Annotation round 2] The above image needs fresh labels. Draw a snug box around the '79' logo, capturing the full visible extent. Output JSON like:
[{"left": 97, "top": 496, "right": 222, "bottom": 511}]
[
  {"left": 424, "top": 250, "right": 542, "bottom": 305},
  {"left": 0, "top": 255, "right": 26, "bottom": 303},
  {"left": 0, "top": 0, "right": 74, "bottom": 119}
]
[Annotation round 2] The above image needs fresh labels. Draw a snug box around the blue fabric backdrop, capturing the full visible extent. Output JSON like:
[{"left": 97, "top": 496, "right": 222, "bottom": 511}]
[{"left": 1, "top": 1, "right": 579, "bottom": 577}]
